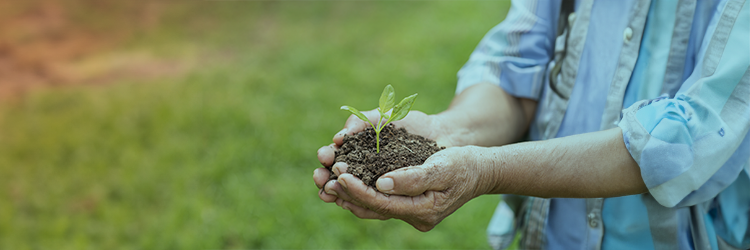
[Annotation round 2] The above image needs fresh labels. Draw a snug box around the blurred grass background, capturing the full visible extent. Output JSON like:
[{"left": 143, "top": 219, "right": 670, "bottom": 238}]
[{"left": 0, "top": 0, "right": 512, "bottom": 249}]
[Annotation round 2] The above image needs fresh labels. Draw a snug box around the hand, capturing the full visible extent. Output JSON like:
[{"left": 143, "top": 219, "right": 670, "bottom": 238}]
[
  {"left": 313, "top": 109, "right": 452, "bottom": 215},
  {"left": 331, "top": 146, "right": 487, "bottom": 231}
]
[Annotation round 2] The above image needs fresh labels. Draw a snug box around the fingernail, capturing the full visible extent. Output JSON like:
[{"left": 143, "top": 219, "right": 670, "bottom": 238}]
[
  {"left": 342, "top": 204, "right": 351, "bottom": 211},
  {"left": 338, "top": 177, "right": 348, "bottom": 189},
  {"left": 325, "top": 188, "right": 338, "bottom": 196},
  {"left": 376, "top": 177, "right": 394, "bottom": 192},
  {"left": 333, "top": 166, "right": 341, "bottom": 176},
  {"left": 325, "top": 180, "right": 339, "bottom": 196}
]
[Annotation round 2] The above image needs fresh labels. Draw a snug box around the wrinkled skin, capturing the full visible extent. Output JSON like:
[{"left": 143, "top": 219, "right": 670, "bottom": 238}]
[
  {"left": 314, "top": 83, "right": 647, "bottom": 232},
  {"left": 314, "top": 109, "right": 486, "bottom": 231}
]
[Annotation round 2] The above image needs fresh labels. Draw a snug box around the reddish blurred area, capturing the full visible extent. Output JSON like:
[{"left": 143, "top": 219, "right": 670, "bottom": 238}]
[{"left": 0, "top": 0, "right": 183, "bottom": 99}]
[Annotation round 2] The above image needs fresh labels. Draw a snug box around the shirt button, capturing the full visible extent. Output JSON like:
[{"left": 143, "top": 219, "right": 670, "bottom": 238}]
[
  {"left": 588, "top": 213, "right": 598, "bottom": 228},
  {"left": 623, "top": 27, "right": 633, "bottom": 42}
]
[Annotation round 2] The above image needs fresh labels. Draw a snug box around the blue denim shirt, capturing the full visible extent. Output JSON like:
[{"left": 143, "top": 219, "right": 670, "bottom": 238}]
[{"left": 458, "top": 0, "right": 750, "bottom": 249}]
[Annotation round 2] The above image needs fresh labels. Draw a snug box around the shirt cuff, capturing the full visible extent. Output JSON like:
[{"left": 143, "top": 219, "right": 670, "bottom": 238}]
[{"left": 619, "top": 94, "right": 747, "bottom": 207}]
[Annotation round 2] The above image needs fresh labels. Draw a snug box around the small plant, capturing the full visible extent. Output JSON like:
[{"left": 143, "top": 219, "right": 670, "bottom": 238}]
[{"left": 341, "top": 85, "right": 417, "bottom": 153}]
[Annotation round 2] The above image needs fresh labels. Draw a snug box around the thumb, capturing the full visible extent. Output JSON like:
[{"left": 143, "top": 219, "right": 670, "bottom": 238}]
[{"left": 376, "top": 164, "right": 440, "bottom": 196}]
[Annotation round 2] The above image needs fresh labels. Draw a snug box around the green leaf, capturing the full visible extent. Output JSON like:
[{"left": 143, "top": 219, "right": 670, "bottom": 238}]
[
  {"left": 379, "top": 85, "right": 396, "bottom": 115},
  {"left": 390, "top": 93, "right": 417, "bottom": 121},
  {"left": 340, "top": 106, "right": 371, "bottom": 125}
]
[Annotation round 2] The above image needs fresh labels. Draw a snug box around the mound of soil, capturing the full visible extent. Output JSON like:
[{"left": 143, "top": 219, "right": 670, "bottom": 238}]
[{"left": 330, "top": 124, "right": 444, "bottom": 190}]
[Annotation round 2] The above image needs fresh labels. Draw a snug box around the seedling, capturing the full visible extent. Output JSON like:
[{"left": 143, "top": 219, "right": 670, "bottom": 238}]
[{"left": 341, "top": 85, "right": 417, "bottom": 153}]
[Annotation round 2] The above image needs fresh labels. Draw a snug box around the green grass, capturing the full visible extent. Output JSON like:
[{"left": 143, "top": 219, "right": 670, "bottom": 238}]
[{"left": 0, "top": 1, "right": 512, "bottom": 249}]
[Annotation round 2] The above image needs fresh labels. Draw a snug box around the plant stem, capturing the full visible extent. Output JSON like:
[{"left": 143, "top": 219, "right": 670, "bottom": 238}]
[
  {"left": 375, "top": 117, "right": 383, "bottom": 153},
  {"left": 376, "top": 130, "right": 380, "bottom": 153}
]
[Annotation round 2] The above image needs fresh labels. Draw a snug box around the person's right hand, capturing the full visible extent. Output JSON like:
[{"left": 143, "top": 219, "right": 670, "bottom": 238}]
[{"left": 313, "top": 109, "right": 452, "bottom": 212}]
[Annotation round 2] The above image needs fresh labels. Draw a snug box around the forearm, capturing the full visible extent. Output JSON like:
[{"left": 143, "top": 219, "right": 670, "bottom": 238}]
[
  {"left": 433, "top": 83, "right": 537, "bottom": 147},
  {"left": 477, "top": 127, "right": 648, "bottom": 198}
]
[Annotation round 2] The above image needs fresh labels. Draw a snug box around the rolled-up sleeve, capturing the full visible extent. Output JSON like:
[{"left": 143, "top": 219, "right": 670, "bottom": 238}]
[
  {"left": 456, "top": 0, "right": 558, "bottom": 100},
  {"left": 618, "top": 0, "right": 750, "bottom": 208}
]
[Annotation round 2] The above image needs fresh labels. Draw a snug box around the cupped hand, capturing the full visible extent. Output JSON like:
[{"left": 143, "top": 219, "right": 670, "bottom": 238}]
[
  {"left": 332, "top": 146, "right": 487, "bottom": 231},
  {"left": 314, "top": 109, "right": 452, "bottom": 214}
]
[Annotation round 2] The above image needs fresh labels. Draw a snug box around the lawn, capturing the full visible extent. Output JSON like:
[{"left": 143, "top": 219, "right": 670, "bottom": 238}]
[{"left": 0, "top": 1, "right": 512, "bottom": 249}]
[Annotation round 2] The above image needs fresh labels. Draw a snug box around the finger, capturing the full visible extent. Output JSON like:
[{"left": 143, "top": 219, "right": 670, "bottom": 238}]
[
  {"left": 334, "top": 110, "right": 381, "bottom": 145},
  {"left": 434, "top": 137, "right": 454, "bottom": 148},
  {"left": 318, "top": 188, "right": 337, "bottom": 203},
  {"left": 333, "top": 116, "right": 366, "bottom": 145},
  {"left": 313, "top": 168, "right": 331, "bottom": 189},
  {"left": 342, "top": 201, "right": 389, "bottom": 220},
  {"left": 335, "top": 197, "right": 368, "bottom": 211},
  {"left": 331, "top": 162, "right": 348, "bottom": 176},
  {"left": 323, "top": 166, "right": 374, "bottom": 209},
  {"left": 335, "top": 197, "right": 345, "bottom": 207},
  {"left": 332, "top": 128, "right": 350, "bottom": 146},
  {"left": 325, "top": 178, "right": 364, "bottom": 207},
  {"left": 325, "top": 179, "right": 356, "bottom": 201},
  {"left": 338, "top": 173, "right": 431, "bottom": 216},
  {"left": 376, "top": 165, "right": 435, "bottom": 196},
  {"left": 325, "top": 163, "right": 351, "bottom": 199},
  {"left": 324, "top": 179, "right": 341, "bottom": 197},
  {"left": 317, "top": 144, "right": 337, "bottom": 167},
  {"left": 389, "top": 110, "right": 419, "bottom": 129}
]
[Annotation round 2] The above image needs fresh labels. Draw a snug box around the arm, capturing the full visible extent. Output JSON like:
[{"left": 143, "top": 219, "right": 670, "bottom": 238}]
[
  {"left": 330, "top": 127, "right": 646, "bottom": 232},
  {"left": 434, "top": 82, "right": 537, "bottom": 147},
  {"left": 478, "top": 127, "right": 647, "bottom": 198}
]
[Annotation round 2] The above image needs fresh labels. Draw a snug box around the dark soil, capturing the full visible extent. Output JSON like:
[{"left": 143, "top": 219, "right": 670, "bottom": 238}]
[{"left": 329, "top": 124, "right": 444, "bottom": 190}]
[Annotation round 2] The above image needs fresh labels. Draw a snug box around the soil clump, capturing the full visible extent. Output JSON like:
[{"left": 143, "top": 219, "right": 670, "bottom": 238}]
[{"left": 330, "top": 124, "right": 444, "bottom": 190}]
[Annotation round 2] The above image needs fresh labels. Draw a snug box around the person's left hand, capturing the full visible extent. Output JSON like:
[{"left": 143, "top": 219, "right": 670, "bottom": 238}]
[{"left": 329, "top": 146, "right": 492, "bottom": 232}]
